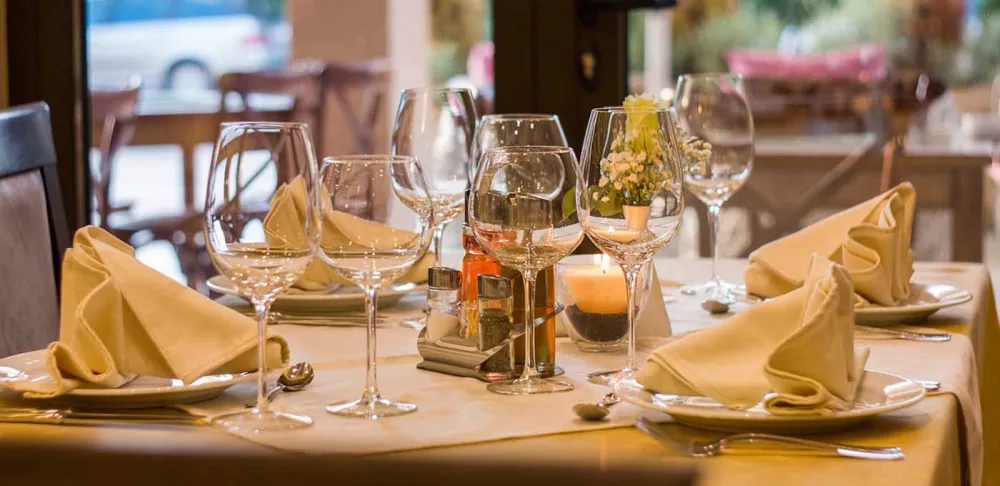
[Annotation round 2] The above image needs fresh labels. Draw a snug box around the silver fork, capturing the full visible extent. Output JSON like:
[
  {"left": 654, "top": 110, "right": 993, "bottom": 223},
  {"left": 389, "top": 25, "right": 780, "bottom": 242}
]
[
  {"left": 636, "top": 418, "right": 904, "bottom": 460},
  {"left": 855, "top": 325, "right": 951, "bottom": 342}
]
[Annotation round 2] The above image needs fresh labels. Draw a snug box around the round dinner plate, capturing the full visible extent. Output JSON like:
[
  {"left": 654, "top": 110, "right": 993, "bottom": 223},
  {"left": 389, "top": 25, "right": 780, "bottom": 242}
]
[
  {"left": 855, "top": 282, "right": 972, "bottom": 325},
  {"left": 0, "top": 350, "right": 254, "bottom": 409},
  {"left": 207, "top": 276, "right": 420, "bottom": 312},
  {"left": 613, "top": 370, "right": 925, "bottom": 434}
]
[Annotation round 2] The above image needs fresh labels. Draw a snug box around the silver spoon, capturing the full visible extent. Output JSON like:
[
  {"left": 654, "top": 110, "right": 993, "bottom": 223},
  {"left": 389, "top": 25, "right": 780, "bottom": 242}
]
[
  {"left": 573, "top": 392, "right": 622, "bottom": 421},
  {"left": 701, "top": 298, "right": 733, "bottom": 314},
  {"left": 245, "top": 362, "right": 314, "bottom": 407}
]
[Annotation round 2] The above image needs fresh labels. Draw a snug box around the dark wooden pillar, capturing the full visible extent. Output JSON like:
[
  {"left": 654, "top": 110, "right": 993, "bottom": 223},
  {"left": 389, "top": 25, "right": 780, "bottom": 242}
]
[
  {"left": 493, "top": 0, "right": 628, "bottom": 151},
  {"left": 5, "top": 0, "right": 89, "bottom": 231}
]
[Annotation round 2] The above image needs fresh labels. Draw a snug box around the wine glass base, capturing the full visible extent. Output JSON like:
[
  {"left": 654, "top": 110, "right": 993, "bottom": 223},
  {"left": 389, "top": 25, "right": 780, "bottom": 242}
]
[
  {"left": 587, "top": 368, "right": 638, "bottom": 386},
  {"left": 326, "top": 395, "right": 417, "bottom": 419},
  {"left": 487, "top": 376, "right": 574, "bottom": 395},
  {"left": 212, "top": 409, "right": 313, "bottom": 434},
  {"left": 679, "top": 280, "right": 740, "bottom": 299}
]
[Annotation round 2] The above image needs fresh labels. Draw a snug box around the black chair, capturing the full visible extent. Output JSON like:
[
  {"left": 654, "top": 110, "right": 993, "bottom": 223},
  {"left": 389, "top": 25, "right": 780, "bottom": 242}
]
[{"left": 0, "top": 102, "right": 69, "bottom": 357}]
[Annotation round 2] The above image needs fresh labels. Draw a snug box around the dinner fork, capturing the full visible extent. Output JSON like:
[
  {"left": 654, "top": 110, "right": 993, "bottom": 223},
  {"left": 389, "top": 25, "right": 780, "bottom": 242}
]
[
  {"left": 855, "top": 325, "right": 951, "bottom": 342},
  {"left": 636, "top": 418, "right": 904, "bottom": 460}
]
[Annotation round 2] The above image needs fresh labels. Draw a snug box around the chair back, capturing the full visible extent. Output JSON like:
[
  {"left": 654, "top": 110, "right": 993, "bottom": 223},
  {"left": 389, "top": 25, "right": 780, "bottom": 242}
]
[
  {"left": 90, "top": 82, "right": 141, "bottom": 226},
  {"left": 322, "top": 59, "right": 391, "bottom": 154},
  {"left": 0, "top": 102, "right": 68, "bottom": 357}
]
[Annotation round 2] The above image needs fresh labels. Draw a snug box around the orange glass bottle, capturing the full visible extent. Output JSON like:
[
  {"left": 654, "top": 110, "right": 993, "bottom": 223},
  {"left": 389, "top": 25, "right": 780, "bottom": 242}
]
[{"left": 461, "top": 224, "right": 501, "bottom": 337}]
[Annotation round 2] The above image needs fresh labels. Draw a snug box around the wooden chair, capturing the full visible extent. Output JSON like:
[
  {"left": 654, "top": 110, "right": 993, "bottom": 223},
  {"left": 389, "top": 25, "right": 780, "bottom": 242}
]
[
  {"left": 89, "top": 81, "right": 141, "bottom": 230},
  {"left": 322, "top": 59, "right": 391, "bottom": 154},
  {"left": 0, "top": 102, "right": 69, "bottom": 357}
]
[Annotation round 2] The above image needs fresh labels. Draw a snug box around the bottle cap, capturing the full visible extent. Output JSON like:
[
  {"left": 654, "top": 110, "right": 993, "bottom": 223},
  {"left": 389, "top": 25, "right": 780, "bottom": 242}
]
[
  {"left": 478, "top": 274, "right": 512, "bottom": 299},
  {"left": 428, "top": 267, "right": 461, "bottom": 290}
]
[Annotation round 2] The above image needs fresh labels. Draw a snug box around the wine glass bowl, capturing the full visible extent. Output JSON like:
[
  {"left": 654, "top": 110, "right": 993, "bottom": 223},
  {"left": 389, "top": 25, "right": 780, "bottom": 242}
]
[
  {"left": 318, "top": 155, "right": 433, "bottom": 419},
  {"left": 203, "top": 121, "right": 319, "bottom": 433},
  {"left": 470, "top": 146, "right": 585, "bottom": 395},
  {"left": 673, "top": 73, "right": 754, "bottom": 298},
  {"left": 576, "top": 102, "right": 685, "bottom": 381},
  {"left": 392, "top": 88, "right": 477, "bottom": 266},
  {"left": 472, "top": 114, "right": 568, "bottom": 179}
]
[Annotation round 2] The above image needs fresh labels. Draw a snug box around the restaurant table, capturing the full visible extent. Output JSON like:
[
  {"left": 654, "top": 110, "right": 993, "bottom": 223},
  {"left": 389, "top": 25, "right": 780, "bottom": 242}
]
[
  {"left": 730, "top": 132, "right": 994, "bottom": 261},
  {"left": 1, "top": 258, "right": 995, "bottom": 486}
]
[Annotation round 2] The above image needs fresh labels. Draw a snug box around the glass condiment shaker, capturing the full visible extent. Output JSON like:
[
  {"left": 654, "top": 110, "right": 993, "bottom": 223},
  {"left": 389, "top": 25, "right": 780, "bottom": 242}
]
[
  {"left": 477, "top": 274, "right": 514, "bottom": 377},
  {"left": 461, "top": 223, "right": 500, "bottom": 337},
  {"left": 425, "top": 267, "right": 462, "bottom": 341}
]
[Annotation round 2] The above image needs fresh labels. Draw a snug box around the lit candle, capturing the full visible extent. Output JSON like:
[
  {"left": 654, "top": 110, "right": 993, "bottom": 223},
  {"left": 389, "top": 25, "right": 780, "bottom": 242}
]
[{"left": 561, "top": 254, "right": 628, "bottom": 314}]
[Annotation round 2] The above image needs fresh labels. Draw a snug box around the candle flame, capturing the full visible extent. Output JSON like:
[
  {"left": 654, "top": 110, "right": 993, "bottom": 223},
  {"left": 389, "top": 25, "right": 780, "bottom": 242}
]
[{"left": 600, "top": 254, "right": 612, "bottom": 273}]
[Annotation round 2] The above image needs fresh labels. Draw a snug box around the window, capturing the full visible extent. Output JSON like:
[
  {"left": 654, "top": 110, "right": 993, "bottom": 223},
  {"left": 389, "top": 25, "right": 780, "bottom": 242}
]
[
  {"left": 86, "top": 0, "right": 114, "bottom": 25},
  {"left": 112, "top": 0, "right": 171, "bottom": 22},
  {"left": 174, "top": 0, "right": 248, "bottom": 19}
]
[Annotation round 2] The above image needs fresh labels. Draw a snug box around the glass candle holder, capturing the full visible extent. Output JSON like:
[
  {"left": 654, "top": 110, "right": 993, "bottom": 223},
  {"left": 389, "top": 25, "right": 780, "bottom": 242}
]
[{"left": 556, "top": 254, "right": 652, "bottom": 353}]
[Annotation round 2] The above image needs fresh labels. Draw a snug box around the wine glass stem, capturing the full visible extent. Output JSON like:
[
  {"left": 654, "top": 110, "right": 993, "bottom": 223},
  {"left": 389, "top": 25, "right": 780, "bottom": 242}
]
[
  {"left": 708, "top": 203, "right": 722, "bottom": 285},
  {"left": 252, "top": 301, "right": 272, "bottom": 414},
  {"left": 363, "top": 287, "right": 380, "bottom": 401},
  {"left": 622, "top": 264, "right": 642, "bottom": 372},
  {"left": 432, "top": 222, "right": 447, "bottom": 267},
  {"left": 519, "top": 270, "right": 539, "bottom": 382}
]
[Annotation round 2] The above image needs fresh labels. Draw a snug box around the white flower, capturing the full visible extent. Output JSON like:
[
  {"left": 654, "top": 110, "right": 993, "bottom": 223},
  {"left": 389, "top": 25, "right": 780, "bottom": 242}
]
[
  {"left": 614, "top": 182, "right": 623, "bottom": 190},
  {"left": 600, "top": 196, "right": 610, "bottom": 203},
  {"left": 592, "top": 192, "right": 599, "bottom": 201},
  {"left": 628, "top": 174, "right": 638, "bottom": 183},
  {"left": 598, "top": 176, "right": 609, "bottom": 188}
]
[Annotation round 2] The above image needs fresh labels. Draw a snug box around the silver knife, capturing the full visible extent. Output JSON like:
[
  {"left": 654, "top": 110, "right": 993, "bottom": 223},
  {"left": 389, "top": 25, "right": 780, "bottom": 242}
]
[{"left": 0, "top": 408, "right": 207, "bottom": 426}]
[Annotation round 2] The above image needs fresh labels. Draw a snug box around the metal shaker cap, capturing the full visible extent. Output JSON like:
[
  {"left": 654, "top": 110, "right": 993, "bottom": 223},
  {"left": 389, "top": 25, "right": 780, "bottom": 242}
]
[
  {"left": 478, "top": 274, "right": 512, "bottom": 299},
  {"left": 428, "top": 267, "right": 461, "bottom": 290}
]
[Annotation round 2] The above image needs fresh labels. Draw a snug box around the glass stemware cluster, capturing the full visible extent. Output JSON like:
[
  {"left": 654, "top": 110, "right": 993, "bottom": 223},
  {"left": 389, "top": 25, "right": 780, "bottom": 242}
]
[{"left": 203, "top": 75, "right": 749, "bottom": 422}]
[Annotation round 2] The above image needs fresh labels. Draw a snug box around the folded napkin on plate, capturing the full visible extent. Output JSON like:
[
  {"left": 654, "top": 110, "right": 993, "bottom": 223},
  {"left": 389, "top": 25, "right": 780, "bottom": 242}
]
[
  {"left": 639, "top": 256, "right": 869, "bottom": 414},
  {"left": 745, "top": 182, "right": 915, "bottom": 306},
  {"left": 263, "top": 176, "right": 432, "bottom": 291},
  {"left": 4, "top": 226, "right": 289, "bottom": 398}
]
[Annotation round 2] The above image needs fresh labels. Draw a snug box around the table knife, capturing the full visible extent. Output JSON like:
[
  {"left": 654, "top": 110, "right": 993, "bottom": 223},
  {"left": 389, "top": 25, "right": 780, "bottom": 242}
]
[{"left": 0, "top": 408, "right": 207, "bottom": 426}]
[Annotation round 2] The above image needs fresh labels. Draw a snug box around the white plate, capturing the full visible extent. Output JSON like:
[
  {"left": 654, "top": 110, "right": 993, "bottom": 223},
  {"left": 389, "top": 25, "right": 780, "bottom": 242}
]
[
  {"left": 0, "top": 350, "right": 254, "bottom": 409},
  {"left": 613, "top": 370, "right": 925, "bottom": 434},
  {"left": 207, "top": 276, "right": 420, "bottom": 312},
  {"left": 855, "top": 282, "right": 972, "bottom": 325}
]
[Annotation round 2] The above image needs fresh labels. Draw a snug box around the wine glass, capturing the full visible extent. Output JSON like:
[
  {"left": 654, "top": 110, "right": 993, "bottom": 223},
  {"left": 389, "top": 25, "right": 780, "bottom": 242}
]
[
  {"left": 391, "top": 87, "right": 477, "bottom": 266},
  {"left": 577, "top": 105, "right": 685, "bottom": 382},
  {"left": 204, "top": 122, "right": 319, "bottom": 432},
  {"left": 472, "top": 114, "right": 568, "bottom": 179},
  {"left": 318, "top": 155, "right": 433, "bottom": 418},
  {"left": 469, "top": 146, "right": 585, "bottom": 395},
  {"left": 673, "top": 73, "right": 754, "bottom": 299}
]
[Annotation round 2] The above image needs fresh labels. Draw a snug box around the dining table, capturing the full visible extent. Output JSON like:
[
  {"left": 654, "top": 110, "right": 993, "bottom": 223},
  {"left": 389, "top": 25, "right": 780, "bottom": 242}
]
[{"left": 0, "top": 257, "right": 995, "bottom": 486}]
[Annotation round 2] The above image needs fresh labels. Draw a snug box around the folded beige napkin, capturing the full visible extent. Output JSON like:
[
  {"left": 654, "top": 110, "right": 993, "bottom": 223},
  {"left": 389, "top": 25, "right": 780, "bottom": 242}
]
[
  {"left": 745, "top": 183, "right": 916, "bottom": 306},
  {"left": 263, "top": 176, "right": 432, "bottom": 291},
  {"left": 638, "top": 256, "right": 869, "bottom": 414},
  {"left": 5, "top": 226, "right": 288, "bottom": 399}
]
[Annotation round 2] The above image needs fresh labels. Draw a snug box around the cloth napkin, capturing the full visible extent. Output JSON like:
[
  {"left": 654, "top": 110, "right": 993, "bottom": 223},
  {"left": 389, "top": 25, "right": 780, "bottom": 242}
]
[
  {"left": 4, "top": 226, "right": 288, "bottom": 398},
  {"left": 638, "top": 256, "right": 869, "bottom": 414},
  {"left": 262, "top": 176, "right": 432, "bottom": 291},
  {"left": 745, "top": 182, "right": 916, "bottom": 306}
]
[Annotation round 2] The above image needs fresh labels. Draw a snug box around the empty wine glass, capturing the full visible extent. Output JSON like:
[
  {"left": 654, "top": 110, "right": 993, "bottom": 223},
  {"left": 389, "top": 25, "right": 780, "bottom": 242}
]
[
  {"left": 577, "top": 104, "right": 684, "bottom": 382},
  {"left": 392, "top": 87, "right": 477, "bottom": 266},
  {"left": 470, "top": 146, "right": 585, "bottom": 395},
  {"left": 204, "top": 122, "right": 319, "bottom": 432},
  {"left": 318, "top": 155, "right": 433, "bottom": 418},
  {"left": 472, "top": 114, "right": 568, "bottom": 179},
  {"left": 673, "top": 73, "right": 754, "bottom": 299}
]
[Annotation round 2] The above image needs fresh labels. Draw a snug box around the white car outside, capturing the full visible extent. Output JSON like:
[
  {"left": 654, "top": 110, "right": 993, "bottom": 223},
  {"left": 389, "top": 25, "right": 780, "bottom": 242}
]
[{"left": 86, "top": 0, "right": 270, "bottom": 90}]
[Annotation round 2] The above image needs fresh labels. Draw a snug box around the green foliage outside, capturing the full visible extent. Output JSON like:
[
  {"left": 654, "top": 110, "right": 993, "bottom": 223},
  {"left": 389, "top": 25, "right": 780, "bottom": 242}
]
[{"left": 430, "top": 0, "right": 491, "bottom": 85}]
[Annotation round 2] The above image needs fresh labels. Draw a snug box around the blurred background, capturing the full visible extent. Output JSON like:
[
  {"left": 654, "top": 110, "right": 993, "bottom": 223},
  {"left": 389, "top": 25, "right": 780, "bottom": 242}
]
[{"left": 77, "top": 0, "right": 1000, "bottom": 289}]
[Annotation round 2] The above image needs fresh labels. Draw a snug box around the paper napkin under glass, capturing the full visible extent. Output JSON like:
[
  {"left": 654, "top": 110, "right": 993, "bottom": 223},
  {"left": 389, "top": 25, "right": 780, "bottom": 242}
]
[
  {"left": 745, "top": 182, "right": 916, "bottom": 306},
  {"left": 262, "top": 176, "right": 432, "bottom": 291},
  {"left": 4, "top": 226, "right": 289, "bottom": 398},
  {"left": 638, "top": 256, "right": 869, "bottom": 414}
]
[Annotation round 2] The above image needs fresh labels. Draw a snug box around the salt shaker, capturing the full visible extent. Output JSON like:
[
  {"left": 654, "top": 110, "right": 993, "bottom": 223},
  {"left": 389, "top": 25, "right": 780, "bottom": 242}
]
[
  {"left": 425, "top": 267, "right": 461, "bottom": 342},
  {"left": 477, "top": 274, "right": 514, "bottom": 375}
]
